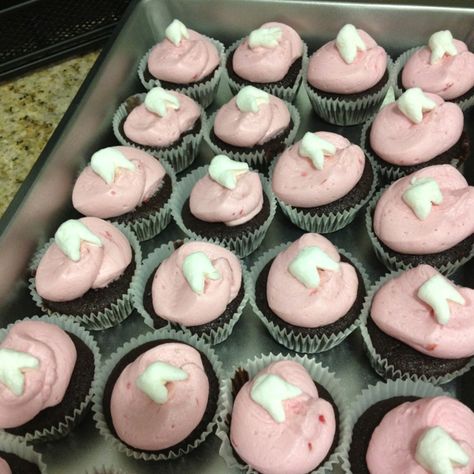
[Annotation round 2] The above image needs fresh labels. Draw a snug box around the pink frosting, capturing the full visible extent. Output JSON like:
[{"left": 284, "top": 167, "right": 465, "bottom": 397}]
[
  {"left": 72, "top": 147, "right": 166, "bottom": 219},
  {"left": 367, "top": 396, "right": 474, "bottom": 474},
  {"left": 402, "top": 40, "right": 474, "bottom": 100},
  {"left": 147, "top": 29, "right": 220, "bottom": 84},
  {"left": 371, "top": 265, "right": 474, "bottom": 359},
  {"left": 307, "top": 30, "right": 387, "bottom": 94},
  {"left": 232, "top": 22, "right": 303, "bottom": 83},
  {"left": 213, "top": 94, "right": 290, "bottom": 147},
  {"left": 110, "top": 342, "right": 209, "bottom": 451},
  {"left": 190, "top": 171, "right": 263, "bottom": 226},
  {"left": 152, "top": 241, "right": 242, "bottom": 326},
  {"left": 230, "top": 360, "right": 335, "bottom": 474},
  {"left": 35, "top": 217, "right": 132, "bottom": 302},
  {"left": 0, "top": 321, "right": 76, "bottom": 429},
  {"left": 373, "top": 165, "right": 474, "bottom": 254},
  {"left": 0, "top": 458, "right": 11, "bottom": 474},
  {"left": 370, "top": 93, "right": 464, "bottom": 166},
  {"left": 123, "top": 91, "right": 201, "bottom": 147},
  {"left": 272, "top": 132, "right": 365, "bottom": 207},
  {"left": 267, "top": 233, "right": 359, "bottom": 328}
]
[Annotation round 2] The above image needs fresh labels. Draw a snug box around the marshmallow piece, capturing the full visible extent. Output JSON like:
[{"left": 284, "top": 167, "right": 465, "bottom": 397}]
[
  {"left": 144, "top": 87, "right": 180, "bottom": 117},
  {"left": 250, "top": 373, "right": 302, "bottom": 423},
  {"left": 298, "top": 132, "right": 336, "bottom": 170},
  {"left": 209, "top": 155, "right": 249, "bottom": 190},
  {"left": 402, "top": 176, "right": 443, "bottom": 220},
  {"left": 335, "top": 24, "right": 367, "bottom": 64},
  {"left": 90, "top": 147, "right": 135, "bottom": 185},
  {"left": 0, "top": 348, "right": 39, "bottom": 396},
  {"left": 248, "top": 26, "right": 282, "bottom": 49},
  {"left": 235, "top": 86, "right": 270, "bottom": 113},
  {"left": 165, "top": 19, "right": 189, "bottom": 46},
  {"left": 429, "top": 30, "right": 458, "bottom": 65},
  {"left": 182, "top": 251, "right": 221, "bottom": 295},
  {"left": 397, "top": 87, "right": 437, "bottom": 124}
]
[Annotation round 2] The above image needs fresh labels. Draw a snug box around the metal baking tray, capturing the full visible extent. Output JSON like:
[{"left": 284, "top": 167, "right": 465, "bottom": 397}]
[{"left": 0, "top": 0, "right": 473, "bottom": 472}]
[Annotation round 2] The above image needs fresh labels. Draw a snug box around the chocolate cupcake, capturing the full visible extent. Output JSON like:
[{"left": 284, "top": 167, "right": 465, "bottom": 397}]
[{"left": 0, "top": 433, "right": 47, "bottom": 473}]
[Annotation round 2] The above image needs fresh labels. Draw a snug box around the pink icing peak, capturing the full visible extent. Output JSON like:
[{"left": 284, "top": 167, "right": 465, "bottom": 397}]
[
  {"left": 267, "top": 233, "right": 359, "bottom": 328},
  {"left": 0, "top": 458, "right": 11, "bottom": 474},
  {"left": 307, "top": 29, "right": 388, "bottom": 94},
  {"left": 373, "top": 165, "right": 474, "bottom": 255},
  {"left": 272, "top": 131, "right": 366, "bottom": 207},
  {"left": 0, "top": 321, "right": 76, "bottom": 429}
]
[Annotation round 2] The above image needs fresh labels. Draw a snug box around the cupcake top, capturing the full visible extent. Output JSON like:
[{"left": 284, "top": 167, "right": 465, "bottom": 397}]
[
  {"left": 232, "top": 22, "right": 303, "bottom": 83},
  {"left": 373, "top": 165, "right": 474, "bottom": 254},
  {"left": 366, "top": 396, "right": 474, "bottom": 474},
  {"left": 307, "top": 24, "right": 388, "bottom": 94},
  {"left": 72, "top": 146, "right": 167, "bottom": 219},
  {"left": 267, "top": 233, "right": 359, "bottom": 328},
  {"left": 402, "top": 30, "right": 474, "bottom": 100},
  {"left": 35, "top": 217, "right": 132, "bottom": 302},
  {"left": 370, "top": 88, "right": 464, "bottom": 166},
  {"left": 151, "top": 241, "right": 242, "bottom": 326},
  {"left": 272, "top": 131, "right": 365, "bottom": 207},
  {"left": 110, "top": 342, "right": 209, "bottom": 451},
  {"left": 189, "top": 155, "right": 263, "bottom": 226},
  {"left": 0, "top": 458, "right": 10, "bottom": 473},
  {"left": 371, "top": 265, "right": 474, "bottom": 359},
  {"left": 123, "top": 87, "right": 201, "bottom": 147},
  {"left": 230, "top": 360, "right": 336, "bottom": 474},
  {"left": 0, "top": 320, "right": 76, "bottom": 429},
  {"left": 147, "top": 19, "right": 220, "bottom": 84},
  {"left": 213, "top": 86, "right": 290, "bottom": 147}
]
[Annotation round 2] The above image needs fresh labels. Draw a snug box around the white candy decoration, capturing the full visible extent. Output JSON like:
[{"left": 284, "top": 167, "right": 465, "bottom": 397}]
[
  {"left": 90, "top": 148, "right": 135, "bottom": 185},
  {"left": 54, "top": 219, "right": 103, "bottom": 262},
  {"left": 182, "top": 251, "right": 221, "bottom": 294},
  {"left": 418, "top": 274, "right": 465, "bottom": 325},
  {"left": 415, "top": 426, "right": 469, "bottom": 474},
  {"left": 136, "top": 361, "right": 188, "bottom": 404},
  {"left": 248, "top": 26, "right": 282, "bottom": 49},
  {"left": 397, "top": 87, "right": 437, "bottom": 124},
  {"left": 250, "top": 373, "right": 302, "bottom": 423},
  {"left": 165, "top": 19, "right": 189, "bottom": 46},
  {"left": 335, "top": 24, "right": 367, "bottom": 64},
  {"left": 0, "top": 348, "right": 39, "bottom": 396},
  {"left": 235, "top": 86, "right": 270, "bottom": 113},
  {"left": 298, "top": 132, "right": 336, "bottom": 170},
  {"left": 144, "top": 87, "right": 180, "bottom": 117},
  {"left": 288, "top": 246, "right": 340, "bottom": 289},
  {"left": 429, "top": 30, "right": 458, "bottom": 65},
  {"left": 209, "top": 155, "right": 249, "bottom": 190},
  {"left": 402, "top": 176, "right": 443, "bottom": 220}
]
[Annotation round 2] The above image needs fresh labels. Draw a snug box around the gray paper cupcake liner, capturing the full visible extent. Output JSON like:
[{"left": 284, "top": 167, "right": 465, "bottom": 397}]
[
  {"left": 92, "top": 328, "right": 224, "bottom": 461},
  {"left": 170, "top": 166, "right": 276, "bottom": 258},
  {"left": 131, "top": 238, "right": 249, "bottom": 345},
  {"left": 29, "top": 224, "right": 142, "bottom": 330},
  {"left": 112, "top": 93, "right": 206, "bottom": 173},
  {"left": 0, "top": 315, "right": 100, "bottom": 443},
  {"left": 138, "top": 36, "right": 226, "bottom": 108},
  {"left": 216, "top": 352, "right": 350, "bottom": 474},
  {"left": 247, "top": 241, "right": 370, "bottom": 353},
  {"left": 84, "top": 465, "right": 129, "bottom": 474},
  {"left": 0, "top": 432, "right": 47, "bottom": 473}
]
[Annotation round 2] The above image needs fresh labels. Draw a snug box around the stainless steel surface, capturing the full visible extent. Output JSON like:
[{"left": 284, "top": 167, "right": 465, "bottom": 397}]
[{"left": 0, "top": 0, "right": 473, "bottom": 472}]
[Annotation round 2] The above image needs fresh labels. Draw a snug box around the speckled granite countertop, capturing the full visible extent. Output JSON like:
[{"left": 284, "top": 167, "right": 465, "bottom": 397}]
[{"left": 0, "top": 51, "right": 100, "bottom": 216}]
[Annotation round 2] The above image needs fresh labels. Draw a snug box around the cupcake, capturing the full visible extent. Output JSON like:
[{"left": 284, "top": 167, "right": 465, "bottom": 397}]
[
  {"left": 394, "top": 30, "right": 474, "bottom": 109},
  {"left": 72, "top": 146, "right": 175, "bottom": 241},
  {"left": 249, "top": 233, "right": 368, "bottom": 353},
  {"left": 132, "top": 239, "right": 248, "bottom": 345},
  {"left": 0, "top": 433, "right": 46, "bottom": 473},
  {"left": 225, "top": 22, "right": 306, "bottom": 102},
  {"left": 204, "top": 85, "right": 300, "bottom": 170},
  {"left": 0, "top": 316, "right": 99, "bottom": 442},
  {"left": 113, "top": 87, "right": 205, "bottom": 172},
  {"left": 305, "top": 24, "right": 391, "bottom": 125},
  {"left": 272, "top": 131, "right": 377, "bottom": 233},
  {"left": 30, "top": 217, "right": 141, "bottom": 330},
  {"left": 361, "top": 87, "right": 469, "bottom": 180},
  {"left": 138, "top": 19, "right": 225, "bottom": 108},
  {"left": 367, "top": 164, "right": 474, "bottom": 275},
  {"left": 85, "top": 467, "right": 128, "bottom": 474},
  {"left": 172, "top": 155, "right": 276, "bottom": 258}
]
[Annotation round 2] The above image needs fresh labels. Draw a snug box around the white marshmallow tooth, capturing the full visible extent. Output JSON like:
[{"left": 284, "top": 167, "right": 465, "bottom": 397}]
[
  {"left": 429, "top": 30, "right": 458, "bottom": 64},
  {"left": 144, "top": 87, "right": 181, "bottom": 117},
  {"left": 182, "top": 251, "right": 221, "bottom": 295},
  {"left": 402, "top": 177, "right": 443, "bottom": 221},
  {"left": 335, "top": 24, "right": 367, "bottom": 64},
  {"left": 298, "top": 132, "right": 336, "bottom": 170},
  {"left": 208, "top": 155, "right": 249, "bottom": 189},
  {"left": 235, "top": 86, "right": 270, "bottom": 113},
  {"left": 165, "top": 19, "right": 189, "bottom": 46},
  {"left": 90, "top": 148, "right": 135, "bottom": 184},
  {"left": 0, "top": 348, "right": 39, "bottom": 396},
  {"left": 248, "top": 26, "right": 282, "bottom": 49},
  {"left": 397, "top": 87, "right": 437, "bottom": 124}
]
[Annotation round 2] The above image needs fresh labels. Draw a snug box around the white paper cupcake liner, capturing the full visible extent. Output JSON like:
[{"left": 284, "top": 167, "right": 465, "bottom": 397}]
[
  {"left": 0, "top": 315, "right": 100, "bottom": 443},
  {"left": 224, "top": 39, "right": 308, "bottom": 103},
  {"left": 0, "top": 432, "right": 47, "bottom": 473},
  {"left": 216, "top": 352, "right": 350, "bottom": 474},
  {"left": 92, "top": 328, "right": 224, "bottom": 461},
  {"left": 84, "top": 466, "right": 129, "bottom": 474},
  {"left": 29, "top": 224, "right": 142, "bottom": 330},
  {"left": 112, "top": 93, "right": 206, "bottom": 173},
  {"left": 131, "top": 238, "right": 249, "bottom": 345},
  {"left": 171, "top": 166, "right": 276, "bottom": 258},
  {"left": 138, "top": 36, "right": 226, "bottom": 108},
  {"left": 247, "top": 242, "right": 370, "bottom": 353}
]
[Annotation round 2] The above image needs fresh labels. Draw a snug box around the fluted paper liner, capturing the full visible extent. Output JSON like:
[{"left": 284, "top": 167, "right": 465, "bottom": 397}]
[
  {"left": 85, "top": 465, "right": 129, "bottom": 474},
  {"left": 0, "top": 432, "right": 47, "bottom": 472}
]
